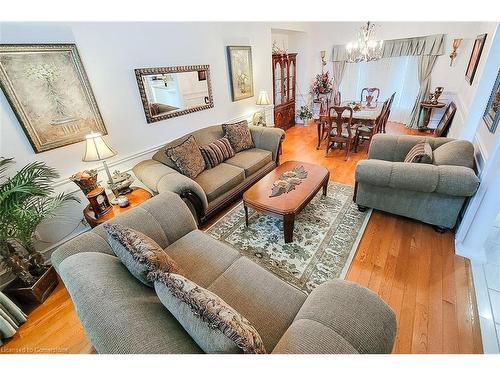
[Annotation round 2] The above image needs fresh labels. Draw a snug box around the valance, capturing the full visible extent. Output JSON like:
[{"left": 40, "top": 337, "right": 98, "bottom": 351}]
[{"left": 331, "top": 34, "right": 445, "bottom": 62}]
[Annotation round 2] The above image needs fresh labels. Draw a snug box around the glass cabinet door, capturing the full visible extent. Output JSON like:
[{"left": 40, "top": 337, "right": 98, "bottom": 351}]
[
  {"left": 274, "top": 62, "right": 282, "bottom": 105},
  {"left": 289, "top": 60, "right": 295, "bottom": 101},
  {"left": 282, "top": 60, "right": 288, "bottom": 103}
]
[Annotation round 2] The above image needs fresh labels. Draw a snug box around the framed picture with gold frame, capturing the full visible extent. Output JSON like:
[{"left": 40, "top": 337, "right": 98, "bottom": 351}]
[
  {"left": 227, "top": 46, "right": 254, "bottom": 102},
  {"left": 0, "top": 44, "right": 107, "bottom": 153}
]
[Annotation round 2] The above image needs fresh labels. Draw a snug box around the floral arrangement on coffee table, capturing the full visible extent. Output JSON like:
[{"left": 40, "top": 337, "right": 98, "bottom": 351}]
[
  {"left": 270, "top": 165, "right": 308, "bottom": 197},
  {"left": 310, "top": 72, "right": 333, "bottom": 99}
]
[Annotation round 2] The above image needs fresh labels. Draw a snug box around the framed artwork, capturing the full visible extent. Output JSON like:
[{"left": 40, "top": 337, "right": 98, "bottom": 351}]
[
  {"left": 226, "top": 46, "right": 254, "bottom": 101},
  {"left": 465, "top": 34, "right": 487, "bottom": 85},
  {"left": 0, "top": 44, "right": 107, "bottom": 153},
  {"left": 483, "top": 69, "right": 500, "bottom": 133}
]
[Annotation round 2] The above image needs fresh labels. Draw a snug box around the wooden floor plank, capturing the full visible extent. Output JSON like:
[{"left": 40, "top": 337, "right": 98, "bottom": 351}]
[{"left": 1, "top": 122, "right": 483, "bottom": 354}]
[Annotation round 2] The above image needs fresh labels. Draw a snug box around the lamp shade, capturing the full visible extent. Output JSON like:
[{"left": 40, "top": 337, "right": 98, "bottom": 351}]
[
  {"left": 82, "top": 132, "right": 117, "bottom": 162},
  {"left": 256, "top": 90, "right": 271, "bottom": 105}
]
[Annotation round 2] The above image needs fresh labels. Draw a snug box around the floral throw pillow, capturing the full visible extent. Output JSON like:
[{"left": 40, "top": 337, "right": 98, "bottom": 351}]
[
  {"left": 166, "top": 135, "right": 206, "bottom": 179},
  {"left": 104, "top": 223, "right": 181, "bottom": 287},
  {"left": 151, "top": 271, "right": 266, "bottom": 354},
  {"left": 222, "top": 120, "right": 254, "bottom": 153}
]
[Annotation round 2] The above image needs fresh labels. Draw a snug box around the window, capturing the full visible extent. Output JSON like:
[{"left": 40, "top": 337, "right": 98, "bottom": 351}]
[{"left": 339, "top": 56, "right": 419, "bottom": 124}]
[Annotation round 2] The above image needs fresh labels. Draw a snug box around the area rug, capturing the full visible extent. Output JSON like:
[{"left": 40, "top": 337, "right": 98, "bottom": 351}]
[{"left": 206, "top": 182, "right": 372, "bottom": 294}]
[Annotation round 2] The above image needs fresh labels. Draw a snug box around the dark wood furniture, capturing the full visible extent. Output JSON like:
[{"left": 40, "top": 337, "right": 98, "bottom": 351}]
[
  {"left": 361, "top": 87, "right": 380, "bottom": 106},
  {"left": 381, "top": 92, "right": 396, "bottom": 133},
  {"left": 83, "top": 187, "right": 152, "bottom": 228},
  {"left": 355, "top": 99, "right": 390, "bottom": 153},
  {"left": 272, "top": 53, "right": 297, "bottom": 130},
  {"left": 419, "top": 101, "right": 446, "bottom": 131},
  {"left": 242, "top": 161, "right": 329, "bottom": 243},
  {"left": 325, "top": 106, "right": 357, "bottom": 160},
  {"left": 434, "top": 101, "right": 457, "bottom": 137}
]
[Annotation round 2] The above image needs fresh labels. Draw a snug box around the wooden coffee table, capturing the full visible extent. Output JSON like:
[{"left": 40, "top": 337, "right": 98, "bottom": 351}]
[{"left": 243, "top": 161, "right": 330, "bottom": 243}]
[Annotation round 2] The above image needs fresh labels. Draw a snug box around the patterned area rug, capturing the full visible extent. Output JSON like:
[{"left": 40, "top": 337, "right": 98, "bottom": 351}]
[{"left": 206, "top": 182, "right": 372, "bottom": 294}]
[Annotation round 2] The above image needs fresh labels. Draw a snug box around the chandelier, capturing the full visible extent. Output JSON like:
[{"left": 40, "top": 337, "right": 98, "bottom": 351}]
[{"left": 345, "top": 22, "right": 384, "bottom": 63}]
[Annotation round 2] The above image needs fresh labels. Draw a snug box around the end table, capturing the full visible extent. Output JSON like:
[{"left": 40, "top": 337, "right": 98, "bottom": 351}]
[{"left": 83, "top": 187, "right": 152, "bottom": 228}]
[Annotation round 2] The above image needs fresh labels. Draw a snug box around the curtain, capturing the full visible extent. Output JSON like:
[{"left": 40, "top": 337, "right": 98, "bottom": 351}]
[
  {"left": 0, "top": 292, "right": 27, "bottom": 346},
  {"left": 407, "top": 54, "right": 439, "bottom": 128},
  {"left": 331, "top": 61, "right": 346, "bottom": 100},
  {"left": 339, "top": 56, "right": 419, "bottom": 124},
  {"left": 331, "top": 34, "right": 445, "bottom": 62}
]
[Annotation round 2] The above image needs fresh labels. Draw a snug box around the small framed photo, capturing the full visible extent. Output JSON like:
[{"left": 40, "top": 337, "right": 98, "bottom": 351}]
[
  {"left": 483, "top": 69, "right": 500, "bottom": 134},
  {"left": 227, "top": 46, "right": 254, "bottom": 101},
  {"left": 465, "top": 34, "right": 487, "bottom": 85}
]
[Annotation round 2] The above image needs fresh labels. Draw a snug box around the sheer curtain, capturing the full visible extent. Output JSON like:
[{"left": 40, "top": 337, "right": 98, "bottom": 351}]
[{"left": 339, "top": 56, "right": 419, "bottom": 124}]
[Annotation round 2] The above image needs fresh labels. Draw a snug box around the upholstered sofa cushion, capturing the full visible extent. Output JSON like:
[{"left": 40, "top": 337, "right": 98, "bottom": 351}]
[
  {"left": 433, "top": 140, "right": 475, "bottom": 168},
  {"left": 166, "top": 135, "right": 206, "bottom": 179},
  {"left": 165, "top": 229, "right": 241, "bottom": 288},
  {"left": 153, "top": 272, "right": 266, "bottom": 354},
  {"left": 207, "top": 257, "right": 307, "bottom": 351},
  {"left": 224, "top": 148, "right": 273, "bottom": 177},
  {"left": 104, "top": 223, "right": 180, "bottom": 287},
  {"left": 356, "top": 159, "right": 479, "bottom": 197},
  {"left": 58, "top": 252, "right": 202, "bottom": 354},
  {"left": 199, "top": 138, "right": 235, "bottom": 169},
  {"left": 194, "top": 163, "right": 245, "bottom": 202},
  {"left": 222, "top": 120, "right": 254, "bottom": 153}
]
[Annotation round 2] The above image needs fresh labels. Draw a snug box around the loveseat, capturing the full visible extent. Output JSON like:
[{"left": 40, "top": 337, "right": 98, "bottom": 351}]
[
  {"left": 354, "top": 134, "right": 480, "bottom": 230},
  {"left": 51, "top": 192, "right": 397, "bottom": 354},
  {"left": 133, "top": 124, "right": 285, "bottom": 224}
]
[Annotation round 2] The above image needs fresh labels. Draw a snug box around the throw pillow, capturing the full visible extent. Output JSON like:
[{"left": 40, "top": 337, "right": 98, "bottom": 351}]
[
  {"left": 166, "top": 135, "right": 206, "bottom": 179},
  {"left": 432, "top": 140, "right": 474, "bottom": 168},
  {"left": 104, "top": 223, "right": 180, "bottom": 287},
  {"left": 404, "top": 142, "right": 433, "bottom": 164},
  {"left": 222, "top": 120, "right": 254, "bottom": 153},
  {"left": 199, "top": 138, "right": 235, "bottom": 169},
  {"left": 152, "top": 271, "right": 266, "bottom": 354}
]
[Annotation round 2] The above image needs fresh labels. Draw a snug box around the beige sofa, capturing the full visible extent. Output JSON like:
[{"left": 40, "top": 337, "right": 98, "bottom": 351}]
[
  {"left": 51, "top": 192, "right": 397, "bottom": 354},
  {"left": 133, "top": 124, "right": 285, "bottom": 224},
  {"left": 355, "top": 134, "right": 480, "bottom": 230}
]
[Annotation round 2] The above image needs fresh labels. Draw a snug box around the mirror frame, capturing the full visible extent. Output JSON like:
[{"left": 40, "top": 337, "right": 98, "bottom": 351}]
[{"left": 135, "top": 65, "right": 214, "bottom": 124}]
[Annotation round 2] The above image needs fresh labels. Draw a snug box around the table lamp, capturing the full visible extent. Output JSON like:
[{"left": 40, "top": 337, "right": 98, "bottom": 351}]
[
  {"left": 82, "top": 132, "right": 117, "bottom": 190},
  {"left": 254, "top": 90, "right": 271, "bottom": 126}
]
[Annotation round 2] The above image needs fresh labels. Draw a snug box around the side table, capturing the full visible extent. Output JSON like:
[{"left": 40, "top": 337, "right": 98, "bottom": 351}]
[
  {"left": 83, "top": 187, "right": 152, "bottom": 228},
  {"left": 419, "top": 101, "right": 445, "bottom": 131}
]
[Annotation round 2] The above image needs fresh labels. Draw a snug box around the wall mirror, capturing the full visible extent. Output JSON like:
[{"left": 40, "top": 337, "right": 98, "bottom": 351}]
[{"left": 135, "top": 65, "right": 213, "bottom": 123}]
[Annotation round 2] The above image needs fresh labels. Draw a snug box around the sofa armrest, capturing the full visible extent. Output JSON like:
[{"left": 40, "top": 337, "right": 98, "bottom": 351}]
[
  {"left": 368, "top": 134, "right": 452, "bottom": 162},
  {"left": 133, "top": 159, "right": 208, "bottom": 212},
  {"left": 249, "top": 125, "right": 285, "bottom": 162},
  {"left": 272, "top": 280, "right": 396, "bottom": 354},
  {"left": 356, "top": 160, "right": 479, "bottom": 197}
]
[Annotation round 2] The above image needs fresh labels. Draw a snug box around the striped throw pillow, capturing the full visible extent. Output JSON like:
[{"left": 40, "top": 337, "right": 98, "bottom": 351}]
[
  {"left": 200, "top": 138, "right": 235, "bottom": 169},
  {"left": 404, "top": 142, "right": 433, "bottom": 164}
]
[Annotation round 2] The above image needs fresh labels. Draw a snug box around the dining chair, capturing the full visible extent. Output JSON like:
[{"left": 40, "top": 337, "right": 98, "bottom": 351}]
[
  {"left": 380, "top": 92, "right": 396, "bottom": 133},
  {"left": 361, "top": 87, "right": 381, "bottom": 106},
  {"left": 355, "top": 99, "right": 389, "bottom": 153},
  {"left": 325, "top": 106, "right": 356, "bottom": 160}
]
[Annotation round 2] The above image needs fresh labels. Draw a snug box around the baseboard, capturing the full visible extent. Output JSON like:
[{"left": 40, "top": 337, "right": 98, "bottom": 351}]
[{"left": 455, "top": 239, "right": 487, "bottom": 263}]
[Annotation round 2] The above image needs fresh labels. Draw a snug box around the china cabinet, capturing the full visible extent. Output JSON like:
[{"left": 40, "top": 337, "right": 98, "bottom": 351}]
[{"left": 272, "top": 53, "right": 297, "bottom": 130}]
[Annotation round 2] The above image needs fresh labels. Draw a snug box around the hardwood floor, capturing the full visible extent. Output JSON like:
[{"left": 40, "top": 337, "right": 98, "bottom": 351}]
[{"left": 1, "top": 121, "right": 483, "bottom": 354}]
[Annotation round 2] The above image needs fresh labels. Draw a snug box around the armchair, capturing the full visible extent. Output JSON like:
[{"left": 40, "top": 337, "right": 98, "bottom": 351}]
[{"left": 354, "top": 134, "right": 480, "bottom": 230}]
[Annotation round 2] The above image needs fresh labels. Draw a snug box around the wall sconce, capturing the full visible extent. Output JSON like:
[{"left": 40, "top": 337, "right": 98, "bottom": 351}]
[
  {"left": 449, "top": 38, "right": 462, "bottom": 67},
  {"left": 320, "top": 50, "right": 327, "bottom": 72}
]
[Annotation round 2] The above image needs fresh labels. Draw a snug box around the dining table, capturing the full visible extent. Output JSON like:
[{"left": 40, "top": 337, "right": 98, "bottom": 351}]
[{"left": 314, "top": 100, "right": 384, "bottom": 149}]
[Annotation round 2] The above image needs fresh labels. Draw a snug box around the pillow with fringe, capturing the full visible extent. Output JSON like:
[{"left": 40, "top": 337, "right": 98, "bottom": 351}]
[
  {"left": 104, "top": 223, "right": 180, "bottom": 287},
  {"left": 151, "top": 271, "right": 266, "bottom": 354}
]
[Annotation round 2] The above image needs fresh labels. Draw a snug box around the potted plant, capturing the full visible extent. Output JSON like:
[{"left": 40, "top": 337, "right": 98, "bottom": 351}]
[
  {"left": 296, "top": 105, "right": 313, "bottom": 125},
  {"left": 0, "top": 158, "right": 79, "bottom": 305}
]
